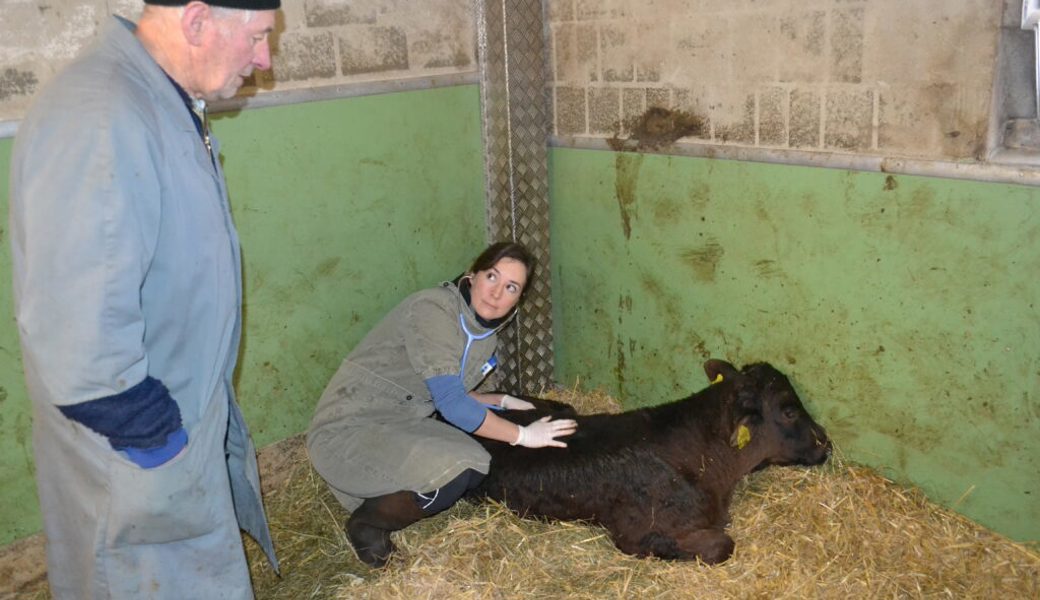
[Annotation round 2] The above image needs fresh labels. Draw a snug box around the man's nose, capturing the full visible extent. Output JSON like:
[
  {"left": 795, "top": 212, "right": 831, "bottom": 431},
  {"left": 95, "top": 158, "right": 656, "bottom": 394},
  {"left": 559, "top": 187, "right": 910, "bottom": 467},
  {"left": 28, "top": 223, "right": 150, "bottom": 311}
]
[{"left": 254, "top": 40, "right": 272, "bottom": 71}]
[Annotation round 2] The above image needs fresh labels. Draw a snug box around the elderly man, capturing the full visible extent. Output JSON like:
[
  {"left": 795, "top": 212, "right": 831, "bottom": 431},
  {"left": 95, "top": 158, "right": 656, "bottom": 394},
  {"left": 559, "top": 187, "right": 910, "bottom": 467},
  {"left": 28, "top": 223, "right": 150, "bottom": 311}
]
[{"left": 9, "top": 1, "right": 279, "bottom": 597}]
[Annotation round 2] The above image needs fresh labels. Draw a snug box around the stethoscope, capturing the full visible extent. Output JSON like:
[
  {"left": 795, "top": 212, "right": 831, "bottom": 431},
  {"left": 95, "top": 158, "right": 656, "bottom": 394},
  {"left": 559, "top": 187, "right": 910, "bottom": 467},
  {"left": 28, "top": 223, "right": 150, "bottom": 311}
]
[
  {"left": 458, "top": 313, "right": 496, "bottom": 376},
  {"left": 457, "top": 274, "right": 518, "bottom": 376}
]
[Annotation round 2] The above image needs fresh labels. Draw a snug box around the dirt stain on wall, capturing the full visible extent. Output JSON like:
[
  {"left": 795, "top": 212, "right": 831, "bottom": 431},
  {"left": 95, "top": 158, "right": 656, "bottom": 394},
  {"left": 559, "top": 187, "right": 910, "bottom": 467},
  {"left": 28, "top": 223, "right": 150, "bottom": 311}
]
[
  {"left": 0, "top": 69, "right": 39, "bottom": 101},
  {"left": 639, "top": 272, "right": 682, "bottom": 324},
  {"left": 679, "top": 241, "right": 725, "bottom": 282},
  {"left": 608, "top": 106, "right": 707, "bottom": 152},
  {"left": 613, "top": 334, "right": 627, "bottom": 399},
  {"left": 753, "top": 259, "right": 782, "bottom": 279},
  {"left": 650, "top": 193, "right": 683, "bottom": 228},
  {"left": 315, "top": 257, "right": 342, "bottom": 278},
  {"left": 684, "top": 331, "right": 710, "bottom": 361},
  {"left": 619, "top": 294, "right": 633, "bottom": 314},
  {"left": 906, "top": 187, "right": 937, "bottom": 219},
  {"left": 614, "top": 154, "right": 644, "bottom": 239}
]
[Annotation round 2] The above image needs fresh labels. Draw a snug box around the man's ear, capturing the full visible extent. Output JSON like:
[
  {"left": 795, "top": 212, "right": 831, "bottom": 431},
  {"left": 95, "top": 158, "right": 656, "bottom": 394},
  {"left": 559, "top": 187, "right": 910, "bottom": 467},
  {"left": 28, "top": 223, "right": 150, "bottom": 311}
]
[{"left": 180, "top": 1, "right": 212, "bottom": 46}]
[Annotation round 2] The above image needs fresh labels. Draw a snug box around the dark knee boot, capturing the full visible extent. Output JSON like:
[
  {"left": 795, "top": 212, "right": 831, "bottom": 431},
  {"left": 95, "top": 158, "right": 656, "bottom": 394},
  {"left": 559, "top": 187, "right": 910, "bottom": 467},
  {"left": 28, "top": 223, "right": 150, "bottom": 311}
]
[
  {"left": 346, "top": 470, "right": 484, "bottom": 568},
  {"left": 346, "top": 491, "right": 425, "bottom": 568}
]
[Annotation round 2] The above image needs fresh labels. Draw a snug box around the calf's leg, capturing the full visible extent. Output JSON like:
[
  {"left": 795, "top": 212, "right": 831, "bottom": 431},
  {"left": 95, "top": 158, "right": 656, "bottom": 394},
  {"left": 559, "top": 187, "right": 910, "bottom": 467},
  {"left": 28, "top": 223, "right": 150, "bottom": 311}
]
[
  {"left": 673, "top": 528, "right": 735, "bottom": 564},
  {"left": 621, "top": 528, "right": 733, "bottom": 563}
]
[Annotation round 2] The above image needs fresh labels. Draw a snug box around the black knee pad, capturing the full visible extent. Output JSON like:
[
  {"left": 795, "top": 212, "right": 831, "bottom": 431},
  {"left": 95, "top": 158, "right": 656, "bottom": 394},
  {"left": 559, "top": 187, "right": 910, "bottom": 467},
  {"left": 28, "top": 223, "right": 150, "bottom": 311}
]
[{"left": 414, "top": 468, "right": 485, "bottom": 515}]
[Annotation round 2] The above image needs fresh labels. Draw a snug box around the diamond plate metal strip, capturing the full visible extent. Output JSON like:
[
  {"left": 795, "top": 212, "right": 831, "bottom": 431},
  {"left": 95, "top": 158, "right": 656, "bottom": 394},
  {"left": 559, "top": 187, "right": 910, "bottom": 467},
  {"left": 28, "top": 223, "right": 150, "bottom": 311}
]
[{"left": 476, "top": 0, "right": 554, "bottom": 394}]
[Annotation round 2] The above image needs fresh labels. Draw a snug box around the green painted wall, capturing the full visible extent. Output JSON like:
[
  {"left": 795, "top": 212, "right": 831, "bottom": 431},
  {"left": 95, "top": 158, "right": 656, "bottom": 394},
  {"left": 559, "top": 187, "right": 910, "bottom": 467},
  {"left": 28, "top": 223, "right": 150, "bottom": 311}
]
[
  {"left": 549, "top": 148, "right": 1040, "bottom": 543},
  {"left": 0, "top": 85, "right": 486, "bottom": 546},
  {"left": 0, "top": 138, "right": 34, "bottom": 546},
  {"left": 3, "top": 88, "right": 1037, "bottom": 550}
]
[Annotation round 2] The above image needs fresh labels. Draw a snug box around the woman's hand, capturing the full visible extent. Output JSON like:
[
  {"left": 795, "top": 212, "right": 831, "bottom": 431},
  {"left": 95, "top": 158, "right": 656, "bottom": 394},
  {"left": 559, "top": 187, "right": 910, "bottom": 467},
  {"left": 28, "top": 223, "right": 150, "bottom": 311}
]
[
  {"left": 500, "top": 394, "right": 535, "bottom": 410},
  {"left": 512, "top": 416, "right": 577, "bottom": 448}
]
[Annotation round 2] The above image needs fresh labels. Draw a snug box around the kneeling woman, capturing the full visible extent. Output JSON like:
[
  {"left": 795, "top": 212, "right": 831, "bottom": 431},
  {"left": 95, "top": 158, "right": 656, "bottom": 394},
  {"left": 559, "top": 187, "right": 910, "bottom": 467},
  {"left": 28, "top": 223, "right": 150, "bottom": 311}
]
[{"left": 307, "top": 241, "right": 577, "bottom": 567}]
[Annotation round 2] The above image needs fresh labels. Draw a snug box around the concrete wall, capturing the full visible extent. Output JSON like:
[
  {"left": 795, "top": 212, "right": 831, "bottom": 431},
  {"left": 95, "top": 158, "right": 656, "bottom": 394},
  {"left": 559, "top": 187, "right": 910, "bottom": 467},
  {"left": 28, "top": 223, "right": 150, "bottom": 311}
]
[
  {"left": 0, "top": 84, "right": 487, "bottom": 546},
  {"left": 0, "top": 0, "right": 476, "bottom": 122},
  {"left": 547, "top": 0, "right": 1002, "bottom": 161},
  {"left": 548, "top": 147, "right": 1040, "bottom": 543}
]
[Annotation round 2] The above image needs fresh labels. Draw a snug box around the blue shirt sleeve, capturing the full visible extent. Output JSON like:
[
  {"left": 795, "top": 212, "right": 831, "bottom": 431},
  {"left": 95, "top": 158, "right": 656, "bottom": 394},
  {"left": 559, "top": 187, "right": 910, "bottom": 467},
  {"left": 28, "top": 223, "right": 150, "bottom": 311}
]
[
  {"left": 57, "top": 375, "right": 183, "bottom": 449},
  {"left": 425, "top": 374, "right": 488, "bottom": 433}
]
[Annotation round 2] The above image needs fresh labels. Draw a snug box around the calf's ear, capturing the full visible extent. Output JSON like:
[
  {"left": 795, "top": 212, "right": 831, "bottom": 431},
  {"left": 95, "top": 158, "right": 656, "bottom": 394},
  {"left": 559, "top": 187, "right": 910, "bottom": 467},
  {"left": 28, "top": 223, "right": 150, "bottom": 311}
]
[{"left": 703, "top": 359, "right": 739, "bottom": 384}]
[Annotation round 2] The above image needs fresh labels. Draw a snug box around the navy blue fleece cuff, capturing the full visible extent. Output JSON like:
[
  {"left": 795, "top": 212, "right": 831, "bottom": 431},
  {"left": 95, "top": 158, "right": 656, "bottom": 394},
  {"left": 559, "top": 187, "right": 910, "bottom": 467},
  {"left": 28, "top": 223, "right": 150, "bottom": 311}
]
[
  {"left": 425, "top": 374, "right": 487, "bottom": 433},
  {"left": 58, "top": 376, "right": 183, "bottom": 449}
]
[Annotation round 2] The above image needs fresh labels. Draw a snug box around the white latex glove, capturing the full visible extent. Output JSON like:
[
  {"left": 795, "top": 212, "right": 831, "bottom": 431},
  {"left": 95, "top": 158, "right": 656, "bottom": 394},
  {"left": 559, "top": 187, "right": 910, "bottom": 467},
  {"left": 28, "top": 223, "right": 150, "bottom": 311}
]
[
  {"left": 511, "top": 416, "right": 578, "bottom": 448},
  {"left": 500, "top": 394, "right": 535, "bottom": 410}
]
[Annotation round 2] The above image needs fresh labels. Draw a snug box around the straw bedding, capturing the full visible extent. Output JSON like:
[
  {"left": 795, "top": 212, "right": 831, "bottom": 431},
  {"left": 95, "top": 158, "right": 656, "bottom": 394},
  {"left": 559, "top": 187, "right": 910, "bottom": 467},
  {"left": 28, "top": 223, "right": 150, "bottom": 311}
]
[
  {"left": 4, "top": 386, "right": 1034, "bottom": 598},
  {"left": 244, "top": 388, "right": 1040, "bottom": 600}
]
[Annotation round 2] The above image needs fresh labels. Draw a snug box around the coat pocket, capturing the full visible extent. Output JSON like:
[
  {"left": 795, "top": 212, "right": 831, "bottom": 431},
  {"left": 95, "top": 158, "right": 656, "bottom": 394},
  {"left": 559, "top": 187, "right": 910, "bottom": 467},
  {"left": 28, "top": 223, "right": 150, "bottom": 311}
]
[{"left": 103, "top": 399, "right": 231, "bottom": 547}]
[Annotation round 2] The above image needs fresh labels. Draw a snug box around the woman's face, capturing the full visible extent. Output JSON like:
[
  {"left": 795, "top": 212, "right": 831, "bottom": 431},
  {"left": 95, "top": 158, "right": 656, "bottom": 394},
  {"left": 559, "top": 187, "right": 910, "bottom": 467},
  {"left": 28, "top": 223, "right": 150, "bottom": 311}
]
[{"left": 469, "top": 257, "right": 528, "bottom": 321}]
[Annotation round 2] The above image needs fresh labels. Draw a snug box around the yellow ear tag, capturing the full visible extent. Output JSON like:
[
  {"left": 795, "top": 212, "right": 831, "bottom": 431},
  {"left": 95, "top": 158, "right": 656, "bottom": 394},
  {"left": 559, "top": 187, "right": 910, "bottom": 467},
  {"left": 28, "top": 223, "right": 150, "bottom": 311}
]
[
  {"left": 711, "top": 373, "right": 724, "bottom": 384},
  {"left": 734, "top": 425, "right": 751, "bottom": 450}
]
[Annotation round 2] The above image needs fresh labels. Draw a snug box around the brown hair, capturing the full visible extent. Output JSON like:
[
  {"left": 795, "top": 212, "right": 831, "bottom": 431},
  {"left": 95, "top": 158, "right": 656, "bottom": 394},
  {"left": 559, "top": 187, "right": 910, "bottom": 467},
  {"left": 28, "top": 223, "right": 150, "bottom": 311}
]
[{"left": 468, "top": 241, "right": 535, "bottom": 292}]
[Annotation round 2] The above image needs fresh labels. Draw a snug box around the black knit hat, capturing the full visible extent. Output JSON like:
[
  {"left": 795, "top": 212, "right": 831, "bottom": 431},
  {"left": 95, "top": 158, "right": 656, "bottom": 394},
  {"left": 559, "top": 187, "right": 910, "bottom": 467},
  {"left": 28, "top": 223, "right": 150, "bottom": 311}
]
[{"left": 145, "top": 0, "right": 281, "bottom": 9}]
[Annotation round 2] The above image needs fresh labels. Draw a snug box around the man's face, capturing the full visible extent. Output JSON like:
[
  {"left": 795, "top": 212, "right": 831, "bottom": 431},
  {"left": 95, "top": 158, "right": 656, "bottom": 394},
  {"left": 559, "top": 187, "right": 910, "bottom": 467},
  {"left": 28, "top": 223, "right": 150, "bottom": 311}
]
[{"left": 200, "top": 9, "right": 276, "bottom": 101}]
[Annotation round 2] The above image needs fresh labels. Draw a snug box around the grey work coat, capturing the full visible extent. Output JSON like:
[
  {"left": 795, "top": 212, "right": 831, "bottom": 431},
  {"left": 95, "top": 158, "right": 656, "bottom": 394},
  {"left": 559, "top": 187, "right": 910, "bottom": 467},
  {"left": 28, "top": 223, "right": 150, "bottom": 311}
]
[
  {"left": 308, "top": 282, "right": 505, "bottom": 511},
  {"left": 9, "top": 17, "right": 275, "bottom": 599}
]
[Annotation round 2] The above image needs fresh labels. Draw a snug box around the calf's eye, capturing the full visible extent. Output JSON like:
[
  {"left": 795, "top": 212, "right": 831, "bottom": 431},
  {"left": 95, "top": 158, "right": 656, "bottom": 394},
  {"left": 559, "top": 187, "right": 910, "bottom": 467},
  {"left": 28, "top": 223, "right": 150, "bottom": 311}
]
[{"left": 781, "top": 406, "right": 799, "bottom": 420}]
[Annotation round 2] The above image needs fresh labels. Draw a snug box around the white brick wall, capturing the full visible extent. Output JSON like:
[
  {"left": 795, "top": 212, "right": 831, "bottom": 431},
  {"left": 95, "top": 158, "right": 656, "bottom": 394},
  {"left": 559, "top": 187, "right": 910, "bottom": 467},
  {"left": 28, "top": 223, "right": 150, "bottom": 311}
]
[
  {"left": 547, "top": 0, "right": 1003, "bottom": 160},
  {"left": 0, "top": 0, "right": 478, "bottom": 122},
  {"left": 0, "top": 0, "right": 1014, "bottom": 162}
]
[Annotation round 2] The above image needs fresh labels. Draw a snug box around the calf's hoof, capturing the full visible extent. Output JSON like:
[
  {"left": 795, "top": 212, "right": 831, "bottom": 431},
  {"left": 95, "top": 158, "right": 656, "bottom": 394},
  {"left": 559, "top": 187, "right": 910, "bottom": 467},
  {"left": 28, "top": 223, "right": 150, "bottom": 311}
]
[
  {"left": 683, "top": 528, "right": 735, "bottom": 565},
  {"left": 346, "top": 518, "right": 394, "bottom": 568}
]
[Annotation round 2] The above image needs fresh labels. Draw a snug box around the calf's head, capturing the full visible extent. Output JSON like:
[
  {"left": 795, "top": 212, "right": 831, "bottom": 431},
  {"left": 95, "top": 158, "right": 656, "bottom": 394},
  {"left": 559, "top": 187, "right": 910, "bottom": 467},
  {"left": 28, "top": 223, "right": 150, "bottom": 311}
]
[{"left": 704, "top": 359, "right": 831, "bottom": 468}]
